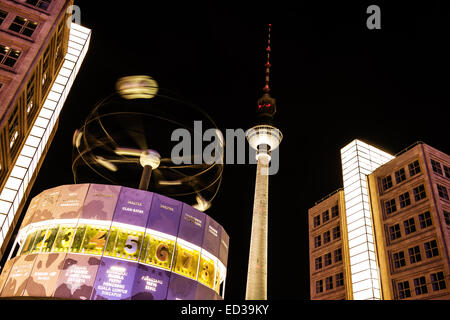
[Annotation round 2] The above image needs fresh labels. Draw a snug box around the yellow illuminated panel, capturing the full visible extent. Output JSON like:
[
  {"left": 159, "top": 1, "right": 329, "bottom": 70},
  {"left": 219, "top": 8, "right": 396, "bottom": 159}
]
[
  {"left": 105, "top": 226, "right": 144, "bottom": 261},
  {"left": 173, "top": 243, "right": 200, "bottom": 280},
  {"left": 20, "top": 230, "right": 38, "bottom": 255},
  {"left": 80, "top": 225, "right": 109, "bottom": 255},
  {"left": 51, "top": 225, "right": 76, "bottom": 253},
  {"left": 31, "top": 228, "right": 48, "bottom": 253},
  {"left": 41, "top": 226, "right": 59, "bottom": 253},
  {"left": 145, "top": 234, "right": 175, "bottom": 270},
  {"left": 198, "top": 254, "right": 216, "bottom": 289},
  {"left": 70, "top": 225, "right": 87, "bottom": 253}
]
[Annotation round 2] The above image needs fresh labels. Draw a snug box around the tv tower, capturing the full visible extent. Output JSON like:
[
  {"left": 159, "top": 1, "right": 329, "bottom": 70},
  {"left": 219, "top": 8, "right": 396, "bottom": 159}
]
[{"left": 245, "top": 24, "right": 283, "bottom": 300}]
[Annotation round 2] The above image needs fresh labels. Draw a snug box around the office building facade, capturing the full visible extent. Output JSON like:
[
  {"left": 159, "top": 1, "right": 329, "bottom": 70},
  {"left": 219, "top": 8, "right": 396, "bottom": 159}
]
[
  {"left": 309, "top": 140, "right": 450, "bottom": 300},
  {"left": 0, "top": 0, "right": 90, "bottom": 261}
]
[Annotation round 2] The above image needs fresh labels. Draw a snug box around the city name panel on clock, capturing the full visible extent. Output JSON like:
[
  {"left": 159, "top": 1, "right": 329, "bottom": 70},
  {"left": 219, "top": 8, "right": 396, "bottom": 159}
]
[{"left": 0, "top": 184, "right": 229, "bottom": 300}]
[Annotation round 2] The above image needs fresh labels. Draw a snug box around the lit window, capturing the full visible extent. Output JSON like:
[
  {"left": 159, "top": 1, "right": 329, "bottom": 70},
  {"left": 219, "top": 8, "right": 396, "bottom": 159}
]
[
  {"left": 418, "top": 211, "right": 432, "bottom": 229},
  {"left": 393, "top": 251, "right": 406, "bottom": 269},
  {"left": 397, "top": 281, "right": 411, "bottom": 299},
  {"left": 413, "top": 185, "right": 426, "bottom": 201},
  {"left": 444, "top": 210, "right": 450, "bottom": 226},
  {"left": 315, "top": 257, "right": 322, "bottom": 270},
  {"left": 322, "top": 210, "right": 329, "bottom": 223},
  {"left": 395, "top": 168, "right": 406, "bottom": 184},
  {"left": 389, "top": 224, "right": 401, "bottom": 241},
  {"left": 431, "top": 159, "right": 443, "bottom": 175},
  {"left": 408, "top": 246, "right": 421, "bottom": 264},
  {"left": 408, "top": 160, "right": 421, "bottom": 177},
  {"left": 382, "top": 175, "right": 393, "bottom": 191},
  {"left": 0, "top": 10, "right": 7, "bottom": 25},
  {"left": 335, "top": 273, "right": 344, "bottom": 287},
  {"left": 436, "top": 184, "right": 449, "bottom": 201},
  {"left": 424, "top": 240, "right": 439, "bottom": 259},
  {"left": 399, "top": 192, "right": 411, "bottom": 208},
  {"left": 333, "top": 226, "right": 340, "bottom": 240},
  {"left": 385, "top": 198, "right": 397, "bottom": 214},
  {"left": 9, "top": 16, "right": 38, "bottom": 37},
  {"left": 323, "top": 231, "right": 331, "bottom": 244},
  {"left": 8, "top": 105, "right": 20, "bottom": 149},
  {"left": 430, "top": 272, "right": 446, "bottom": 291},
  {"left": 314, "top": 235, "right": 321, "bottom": 248},
  {"left": 324, "top": 253, "right": 332, "bottom": 266},
  {"left": 316, "top": 280, "right": 323, "bottom": 294},
  {"left": 414, "top": 277, "right": 428, "bottom": 296},
  {"left": 0, "top": 44, "right": 21, "bottom": 67},
  {"left": 444, "top": 165, "right": 450, "bottom": 179},
  {"left": 331, "top": 205, "right": 339, "bottom": 218},
  {"left": 403, "top": 218, "right": 416, "bottom": 235},
  {"left": 334, "top": 248, "right": 342, "bottom": 262},
  {"left": 313, "top": 215, "right": 320, "bottom": 228},
  {"left": 325, "top": 276, "right": 333, "bottom": 290},
  {"left": 25, "top": 0, "right": 51, "bottom": 10}
]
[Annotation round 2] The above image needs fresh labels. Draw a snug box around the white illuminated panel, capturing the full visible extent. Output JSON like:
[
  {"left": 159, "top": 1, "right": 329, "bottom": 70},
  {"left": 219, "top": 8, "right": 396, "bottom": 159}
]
[
  {"left": 0, "top": 23, "right": 91, "bottom": 250},
  {"left": 341, "top": 139, "right": 394, "bottom": 300}
]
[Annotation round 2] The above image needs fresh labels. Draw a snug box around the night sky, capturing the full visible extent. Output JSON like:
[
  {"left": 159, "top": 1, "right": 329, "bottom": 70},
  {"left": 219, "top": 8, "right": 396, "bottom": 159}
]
[{"left": 7, "top": 1, "right": 450, "bottom": 300}]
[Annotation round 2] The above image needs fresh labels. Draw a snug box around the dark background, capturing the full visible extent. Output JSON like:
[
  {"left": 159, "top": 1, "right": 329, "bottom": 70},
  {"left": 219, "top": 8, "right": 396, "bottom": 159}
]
[{"left": 5, "top": 1, "right": 450, "bottom": 300}]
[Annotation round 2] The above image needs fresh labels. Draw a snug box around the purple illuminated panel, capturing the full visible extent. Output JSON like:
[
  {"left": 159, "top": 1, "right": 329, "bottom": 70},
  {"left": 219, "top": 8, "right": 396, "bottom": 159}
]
[
  {"left": 52, "top": 184, "right": 90, "bottom": 220},
  {"left": 0, "top": 254, "right": 37, "bottom": 297},
  {"left": 24, "top": 253, "right": 66, "bottom": 297},
  {"left": 131, "top": 264, "right": 170, "bottom": 300},
  {"left": 30, "top": 187, "right": 62, "bottom": 224},
  {"left": 219, "top": 227, "right": 230, "bottom": 267},
  {"left": 53, "top": 254, "right": 101, "bottom": 300},
  {"left": 196, "top": 283, "right": 215, "bottom": 300},
  {"left": 178, "top": 204, "right": 206, "bottom": 247},
  {"left": 147, "top": 193, "right": 182, "bottom": 236},
  {"left": 91, "top": 257, "right": 138, "bottom": 300},
  {"left": 113, "top": 187, "right": 153, "bottom": 227},
  {"left": 81, "top": 184, "right": 121, "bottom": 220},
  {"left": 166, "top": 273, "right": 197, "bottom": 300},
  {"left": 202, "top": 216, "right": 221, "bottom": 257}
]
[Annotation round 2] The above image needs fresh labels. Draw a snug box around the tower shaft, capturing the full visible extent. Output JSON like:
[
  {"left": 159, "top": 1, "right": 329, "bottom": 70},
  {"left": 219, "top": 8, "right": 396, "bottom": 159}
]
[{"left": 245, "top": 155, "right": 269, "bottom": 300}]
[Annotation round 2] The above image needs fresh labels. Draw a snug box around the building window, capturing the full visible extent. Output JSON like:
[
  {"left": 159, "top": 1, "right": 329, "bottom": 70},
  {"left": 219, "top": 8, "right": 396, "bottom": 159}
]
[
  {"left": 42, "top": 45, "right": 51, "bottom": 92},
  {"left": 408, "top": 246, "right": 421, "bottom": 264},
  {"left": 9, "top": 16, "right": 38, "bottom": 37},
  {"left": 403, "top": 218, "right": 416, "bottom": 235},
  {"left": 399, "top": 192, "right": 411, "bottom": 208},
  {"left": 26, "top": 0, "right": 51, "bottom": 10},
  {"left": 385, "top": 198, "right": 397, "bottom": 214},
  {"left": 324, "top": 253, "right": 332, "bottom": 267},
  {"left": 331, "top": 205, "right": 339, "bottom": 218},
  {"left": 315, "top": 257, "right": 322, "bottom": 270},
  {"left": 0, "top": 10, "right": 7, "bottom": 25},
  {"left": 444, "top": 210, "right": 450, "bottom": 226},
  {"left": 8, "top": 105, "right": 20, "bottom": 150},
  {"left": 393, "top": 251, "right": 406, "bottom": 269},
  {"left": 397, "top": 281, "right": 411, "bottom": 299},
  {"left": 314, "top": 235, "right": 321, "bottom": 248},
  {"left": 437, "top": 184, "right": 449, "bottom": 201},
  {"left": 316, "top": 280, "right": 323, "bottom": 294},
  {"left": 413, "top": 185, "right": 426, "bottom": 201},
  {"left": 336, "top": 273, "right": 344, "bottom": 287},
  {"left": 395, "top": 168, "right": 406, "bottom": 184},
  {"left": 408, "top": 160, "right": 421, "bottom": 177},
  {"left": 334, "top": 248, "right": 342, "bottom": 263},
  {"left": 323, "top": 231, "right": 331, "bottom": 244},
  {"left": 333, "top": 226, "right": 340, "bottom": 240},
  {"left": 325, "top": 276, "right": 333, "bottom": 290},
  {"left": 444, "top": 165, "right": 450, "bottom": 179},
  {"left": 414, "top": 277, "right": 428, "bottom": 296},
  {"left": 313, "top": 215, "right": 320, "bottom": 228},
  {"left": 430, "top": 159, "right": 443, "bottom": 175},
  {"left": 322, "top": 210, "right": 329, "bottom": 223},
  {"left": 389, "top": 224, "right": 401, "bottom": 241},
  {"left": 424, "top": 240, "right": 439, "bottom": 259},
  {"left": 418, "top": 211, "right": 432, "bottom": 229},
  {"left": 0, "top": 44, "right": 21, "bottom": 68},
  {"left": 430, "top": 272, "right": 446, "bottom": 291},
  {"left": 382, "top": 175, "right": 393, "bottom": 191}
]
